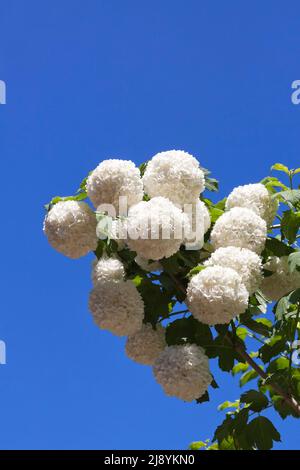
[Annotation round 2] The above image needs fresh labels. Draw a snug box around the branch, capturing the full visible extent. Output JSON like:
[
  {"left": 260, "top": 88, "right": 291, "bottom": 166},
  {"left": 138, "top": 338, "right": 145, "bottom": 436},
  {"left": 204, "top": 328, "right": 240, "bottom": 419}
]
[
  {"left": 226, "top": 333, "right": 300, "bottom": 417},
  {"left": 165, "top": 271, "right": 300, "bottom": 417}
]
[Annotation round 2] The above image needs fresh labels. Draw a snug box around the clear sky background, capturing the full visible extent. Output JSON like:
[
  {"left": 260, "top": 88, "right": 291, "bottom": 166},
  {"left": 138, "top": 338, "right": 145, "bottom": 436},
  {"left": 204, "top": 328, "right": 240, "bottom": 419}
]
[{"left": 0, "top": 0, "right": 299, "bottom": 450}]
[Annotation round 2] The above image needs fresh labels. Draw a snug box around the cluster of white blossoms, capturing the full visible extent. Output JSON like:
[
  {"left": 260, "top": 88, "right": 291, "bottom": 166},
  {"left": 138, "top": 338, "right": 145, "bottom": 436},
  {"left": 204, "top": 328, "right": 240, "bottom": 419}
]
[
  {"left": 86, "top": 159, "right": 144, "bottom": 212},
  {"left": 45, "top": 153, "right": 290, "bottom": 403},
  {"left": 187, "top": 266, "right": 249, "bottom": 325},
  {"left": 89, "top": 279, "right": 144, "bottom": 336},
  {"left": 226, "top": 183, "right": 278, "bottom": 227},
  {"left": 92, "top": 256, "right": 125, "bottom": 285},
  {"left": 142, "top": 150, "right": 205, "bottom": 206},
  {"left": 261, "top": 256, "right": 300, "bottom": 301},
  {"left": 43, "top": 201, "right": 98, "bottom": 259},
  {"left": 126, "top": 197, "right": 190, "bottom": 260},
  {"left": 211, "top": 207, "right": 267, "bottom": 254},
  {"left": 125, "top": 324, "right": 166, "bottom": 365},
  {"left": 204, "top": 247, "right": 263, "bottom": 294},
  {"left": 186, "top": 183, "right": 272, "bottom": 325},
  {"left": 153, "top": 344, "right": 212, "bottom": 402}
]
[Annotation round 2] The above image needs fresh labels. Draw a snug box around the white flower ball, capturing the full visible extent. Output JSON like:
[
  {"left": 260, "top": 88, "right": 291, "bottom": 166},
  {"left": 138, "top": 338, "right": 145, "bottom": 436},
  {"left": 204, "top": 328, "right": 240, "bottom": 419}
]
[
  {"left": 126, "top": 324, "right": 166, "bottom": 365},
  {"left": 153, "top": 344, "right": 212, "bottom": 402},
  {"left": 92, "top": 256, "right": 125, "bottom": 285},
  {"left": 261, "top": 256, "right": 300, "bottom": 301},
  {"left": 204, "top": 246, "right": 263, "bottom": 294},
  {"left": 186, "top": 266, "right": 249, "bottom": 324},
  {"left": 211, "top": 207, "right": 267, "bottom": 254},
  {"left": 43, "top": 201, "right": 97, "bottom": 259},
  {"left": 226, "top": 183, "right": 278, "bottom": 226},
  {"left": 86, "top": 159, "right": 143, "bottom": 212},
  {"left": 134, "top": 255, "right": 162, "bottom": 272},
  {"left": 89, "top": 281, "right": 144, "bottom": 336},
  {"left": 142, "top": 150, "right": 205, "bottom": 205},
  {"left": 126, "top": 197, "right": 190, "bottom": 260}
]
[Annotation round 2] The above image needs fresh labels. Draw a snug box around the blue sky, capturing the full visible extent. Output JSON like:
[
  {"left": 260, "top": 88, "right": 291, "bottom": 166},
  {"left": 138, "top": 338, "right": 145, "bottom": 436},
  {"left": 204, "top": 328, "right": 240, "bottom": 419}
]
[{"left": 0, "top": 0, "right": 299, "bottom": 450}]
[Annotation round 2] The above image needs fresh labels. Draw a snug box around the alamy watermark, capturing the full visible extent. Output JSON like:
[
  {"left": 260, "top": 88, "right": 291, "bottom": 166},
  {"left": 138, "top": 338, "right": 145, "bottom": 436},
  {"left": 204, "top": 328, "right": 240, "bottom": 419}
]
[
  {"left": 0, "top": 340, "right": 6, "bottom": 365},
  {"left": 291, "top": 80, "right": 300, "bottom": 105},
  {"left": 0, "top": 80, "right": 6, "bottom": 104}
]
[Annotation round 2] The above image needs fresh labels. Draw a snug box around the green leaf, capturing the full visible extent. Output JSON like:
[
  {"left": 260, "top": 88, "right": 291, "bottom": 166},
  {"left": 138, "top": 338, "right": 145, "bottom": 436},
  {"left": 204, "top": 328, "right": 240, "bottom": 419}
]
[
  {"left": 263, "top": 237, "right": 295, "bottom": 257},
  {"left": 240, "top": 390, "right": 269, "bottom": 412},
  {"left": 288, "top": 251, "right": 300, "bottom": 273},
  {"left": 275, "top": 189, "right": 300, "bottom": 208},
  {"left": 196, "top": 391, "right": 210, "bottom": 404},
  {"left": 218, "top": 400, "right": 239, "bottom": 411},
  {"left": 259, "top": 336, "right": 287, "bottom": 363},
  {"left": 281, "top": 211, "right": 300, "bottom": 244},
  {"left": 274, "top": 296, "right": 291, "bottom": 321},
  {"left": 241, "top": 318, "right": 271, "bottom": 337},
  {"left": 139, "top": 161, "right": 148, "bottom": 177},
  {"left": 271, "top": 163, "right": 290, "bottom": 175},
  {"left": 245, "top": 416, "right": 281, "bottom": 450},
  {"left": 165, "top": 317, "right": 214, "bottom": 352},
  {"left": 239, "top": 369, "right": 259, "bottom": 387},
  {"left": 186, "top": 265, "right": 206, "bottom": 279},
  {"left": 209, "top": 207, "right": 224, "bottom": 223},
  {"left": 294, "top": 168, "right": 300, "bottom": 175},
  {"left": 188, "top": 441, "right": 207, "bottom": 450},
  {"left": 232, "top": 362, "right": 249, "bottom": 376}
]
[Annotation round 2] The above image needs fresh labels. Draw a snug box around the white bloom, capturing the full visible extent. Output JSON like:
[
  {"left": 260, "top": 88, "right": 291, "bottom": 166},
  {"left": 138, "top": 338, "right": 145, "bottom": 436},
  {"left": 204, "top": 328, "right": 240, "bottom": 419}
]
[
  {"left": 142, "top": 150, "right": 205, "bottom": 205},
  {"left": 134, "top": 255, "right": 162, "bottom": 272},
  {"left": 226, "top": 183, "right": 278, "bottom": 226},
  {"left": 126, "top": 324, "right": 166, "bottom": 365},
  {"left": 204, "top": 246, "right": 263, "bottom": 294},
  {"left": 211, "top": 207, "right": 267, "bottom": 254},
  {"left": 87, "top": 159, "right": 143, "bottom": 212},
  {"left": 187, "top": 266, "right": 249, "bottom": 324},
  {"left": 153, "top": 344, "right": 212, "bottom": 402},
  {"left": 89, "top": 281, "right": 144, "bottom": 336},
  {"left": 261, "top": 256, "right": 300, "bottom": 301},
  {"left": 43, "top": 201, "right": 97, "bottom": 259},
  {"left": 126, "top": 197, "right": 190, "bottom": 260},
  {"left": 92, "top": 256, "right": 125, "bottom": 285}
]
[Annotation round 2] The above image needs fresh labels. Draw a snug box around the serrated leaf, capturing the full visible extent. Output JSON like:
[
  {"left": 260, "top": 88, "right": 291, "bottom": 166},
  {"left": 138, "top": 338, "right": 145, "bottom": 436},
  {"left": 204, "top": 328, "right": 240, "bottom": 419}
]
[
  {"left": 240, "top": 390, "right": 269, "bottom": 412},
  {"left": 275, "top": 189, "right": 300, "bottom": 208},
  {"left": 245, "top": 416, "right": 281, "bottom": 450}
]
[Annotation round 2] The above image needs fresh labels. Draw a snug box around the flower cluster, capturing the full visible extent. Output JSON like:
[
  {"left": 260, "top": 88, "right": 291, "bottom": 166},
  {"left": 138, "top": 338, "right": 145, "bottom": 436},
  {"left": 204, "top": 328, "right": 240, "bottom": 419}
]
[
  {"left": 142, "top": 150, "right": 205, "bottom": 206},
  {"left": 125, "top": 324, "right": 166, "bottom": 365},
  {"left": 187, "top": 266, "right": 249, "bottom": 324},
  {"left": 126, "top": 197, "right": 190, "bottom": 260},
  {"left": 44, "top": 152, "right": 290, "bottom": 404},
  {"left": 153, "top": 344, "right": 212, "bottom": 402},
  {"left": 87, "top": 159, "right": 144, "bottom": 212},
  {"left": 226, "top": 183, "right": 278, "bottom": 226},
  {"left": 204, "top": 246, "right": 263, "bottom": 294},
  {"left": 43, "top": 201, "right": 98, "bottom": 259},
  {"left": 261, "top": 256, "right": 300, "bottom": 301}
]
